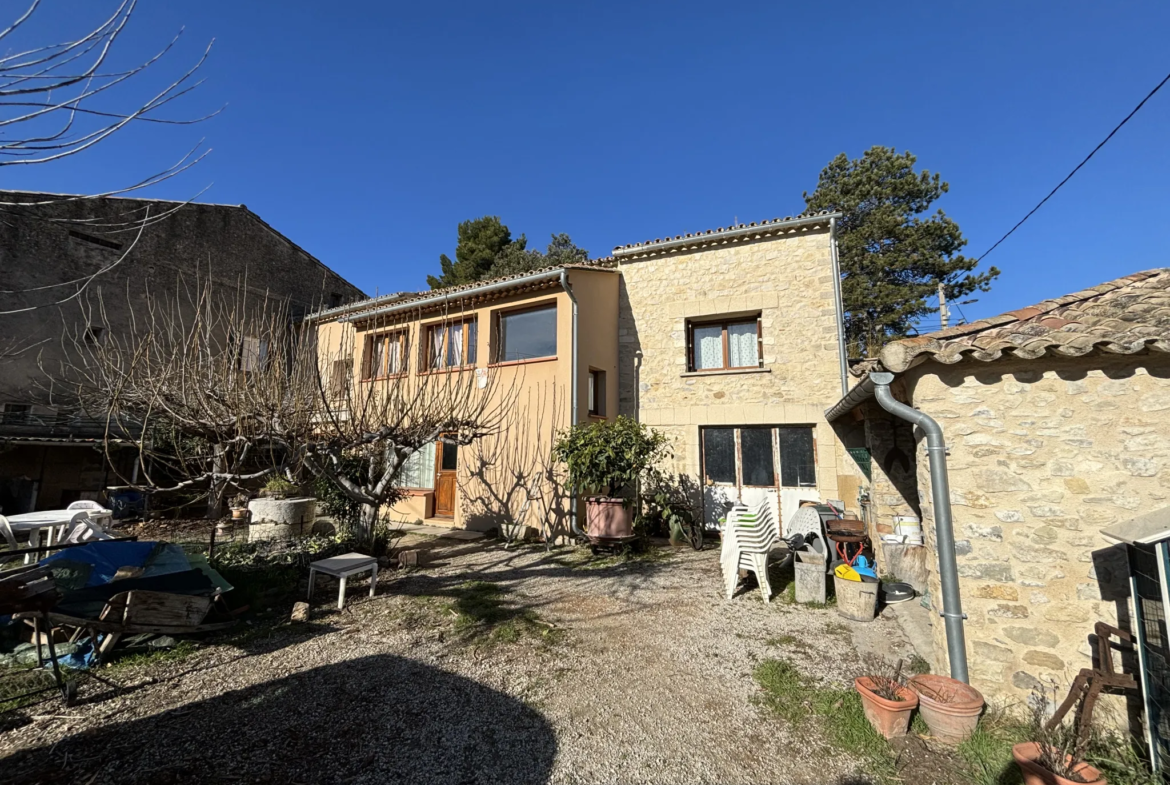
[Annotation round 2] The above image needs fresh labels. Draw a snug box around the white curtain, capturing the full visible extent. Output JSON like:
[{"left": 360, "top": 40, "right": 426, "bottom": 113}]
[
  {"left": 430, "top": 327, "right": 444, "bottom": 370},
  {"left": 693, "top": 325, "right": 723, "bottom": 369},
  {"left": 727, "top": 322, "right": 757, "bottom": 368},
  {"left": 399, "top": 442, "right": 436, "bottom": 489},
  {"left": 368, "top": 337, "right": 385, "bottom": 378},
  {"left": 386, "top": 336, "right": 402, "bottom": 374},
  {"left": 446, "top": 323, "right": 463, "bottom": 367}
]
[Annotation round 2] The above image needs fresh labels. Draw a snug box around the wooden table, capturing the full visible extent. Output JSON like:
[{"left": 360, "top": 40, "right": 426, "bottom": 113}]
[{"left": 307, "top": 552, "right": 378, "bottom": 610}]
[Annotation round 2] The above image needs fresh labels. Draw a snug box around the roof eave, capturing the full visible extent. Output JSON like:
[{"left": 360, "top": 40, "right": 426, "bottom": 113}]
[{"left": 612, "top": 212, "right": 842, "bottom": 259}]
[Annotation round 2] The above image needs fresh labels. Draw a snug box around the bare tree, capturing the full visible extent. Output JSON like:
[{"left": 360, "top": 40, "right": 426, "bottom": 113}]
[
  {"left": 0, "top": 0, "right": 217, "bottom": 304},
  {"left": 57, "top": 280, "right": 521, "bottom": 542},
  {"left": 308, "top": 307, "right": 520, "bottom": 541},
  {"left": 57, "top": 273, "right": 317, "bottom": 518}
]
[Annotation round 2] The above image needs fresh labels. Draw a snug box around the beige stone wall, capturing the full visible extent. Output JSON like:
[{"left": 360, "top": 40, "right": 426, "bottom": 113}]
[
  {"left": 907, "top": 353, "right": 1170, "bottom": 706},
  {"left": 615, "top": 230, "right": 849, "bottom": 503}
]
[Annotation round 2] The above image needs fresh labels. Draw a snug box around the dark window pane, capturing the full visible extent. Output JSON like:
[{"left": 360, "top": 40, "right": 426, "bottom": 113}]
[
  {"left": 779, "top": 427, "right": 816, "bottom": 487},
  {"left": 440, "top": 436, "right": 458, "bottom": 471},
  {"left": 740, "top": 428, "right": 776, "bottom": 486},
  {"left": 499, "top": 305, "right": 557, "bottom": 361},
  {"left": 703, "top": 428, "right": 736, "bottom": 484}
]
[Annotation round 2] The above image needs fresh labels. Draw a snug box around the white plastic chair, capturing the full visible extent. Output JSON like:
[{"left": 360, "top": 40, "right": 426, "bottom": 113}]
[
  {"left": 719, "top": 501, "right": 781, "bottom": 602},
  {"left": 1, "top": 514, "right": 42, "bottom": 565},
  {"left": 63, "top": 517, "right": 112, "bottom": 543},
  {"left": 66, "top": 500, "right": 105, "bottom": 511},
  {"left": 53, "top": 510, "right": 92, "bottom": 545}
]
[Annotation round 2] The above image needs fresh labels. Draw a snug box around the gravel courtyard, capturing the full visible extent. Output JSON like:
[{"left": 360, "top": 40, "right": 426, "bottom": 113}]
[{"left": 0, "top": 534, "right": 926, "bottom": 785}]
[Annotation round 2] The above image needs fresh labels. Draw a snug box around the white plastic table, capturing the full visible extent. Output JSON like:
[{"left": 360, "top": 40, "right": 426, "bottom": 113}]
[{"left": 307, "top": 552, "right": 378, "bottom": 610}]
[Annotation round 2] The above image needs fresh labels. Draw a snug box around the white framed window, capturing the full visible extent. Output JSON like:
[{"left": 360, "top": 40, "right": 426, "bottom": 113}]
[{"left": 700, "top": 425, "right": 816, "bottom": 488}]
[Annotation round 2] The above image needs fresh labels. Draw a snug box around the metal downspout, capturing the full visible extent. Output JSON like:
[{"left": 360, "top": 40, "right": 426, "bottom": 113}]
[
  {"left": 560, "top": 269, "right": 586, "bottom": 537},
  {"left": 830, "top": 216, "right": 849, "bottom": 398},
  {"left": 870, "top": 371, "right": 969, "bottom": 683}
]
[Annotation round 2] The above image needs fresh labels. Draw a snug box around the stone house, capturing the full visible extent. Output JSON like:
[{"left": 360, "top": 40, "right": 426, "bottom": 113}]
[
  {"left": 0, "top": 192, "right": 364, "bottom": 513},
  {"left": 313, "top": 211, "right": 859, "bottom": 534},
  {"left": 825, "top": 268, "right": 1170, "bottom": 707}
]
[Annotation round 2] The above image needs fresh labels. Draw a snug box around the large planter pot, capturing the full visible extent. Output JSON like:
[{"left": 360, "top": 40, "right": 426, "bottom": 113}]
[
  {"left": 1012, "top": 742, "right": 1105, "bottom": 785},
  {"left": 246, "top": 497, "right": 317, "bottom": 542},
  {"left": 908, "top": 674, "right": 984, "bottom": 745},
  {"left": 585, "top": 496, "right": 634, "bottom": 540},
  {"left": 854, "top": 677, "right": 919, "bottom": 739}
]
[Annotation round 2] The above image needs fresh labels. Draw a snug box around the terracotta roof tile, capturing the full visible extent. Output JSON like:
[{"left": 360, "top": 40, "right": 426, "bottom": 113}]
[{"left": 878, "top": 268, "right": 1170, "bottom": 372}]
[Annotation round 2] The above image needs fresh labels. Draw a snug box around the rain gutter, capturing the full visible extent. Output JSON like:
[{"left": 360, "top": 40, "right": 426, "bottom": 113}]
[
  {"left": 338, "top": 269, "right": 565, "bottom": 323},
  {"left": 559, "top": 268, "right": 586, "bottom": 537},
  {"left": 870, "top": 371, "right": 969, "bottom": 682}
]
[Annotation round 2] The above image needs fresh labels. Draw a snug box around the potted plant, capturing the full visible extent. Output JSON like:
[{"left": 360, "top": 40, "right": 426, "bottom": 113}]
[
  {"left": 553, "top": 416, "right": 670, "bottom": 541},
  {"left": 259, "top": 475, "right": 299, "bottom": 500},
  {"left": 1012, "top": 689, "right": 1106, "bottom": 785},
  {"left": 854, "top": 659, "right": 918, "bottom": 738},
  {"left": 230, "top": 493, "right": 250, "bottom": 520},
  {"left": 908, "top": 673, "right": 985, "bottom": 745}
]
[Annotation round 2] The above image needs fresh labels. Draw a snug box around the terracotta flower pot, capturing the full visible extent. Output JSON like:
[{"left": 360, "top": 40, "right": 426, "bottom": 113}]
[
  {"left": 1012, "top": 742, "right": 1105, "bottom": 785},
  {"left": 908, "top": 674, "right": 984, "bottom": 745},
  {"left": 854, "top": 677, "right": 919, "bottom": 738},
  {"left": 585, "top": 496, "right": 634, "bottom": 540},
  {"left": 231, "top": 508, "right": 248, "bottom": 520}
]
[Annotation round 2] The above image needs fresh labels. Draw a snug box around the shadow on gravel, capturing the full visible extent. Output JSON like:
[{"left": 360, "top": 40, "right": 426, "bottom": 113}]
[{"left": 1, "top": 654, "right": 557, "bottom": 785}]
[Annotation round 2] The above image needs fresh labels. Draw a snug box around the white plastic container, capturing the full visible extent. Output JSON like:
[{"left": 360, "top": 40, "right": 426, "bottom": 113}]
[{"left": 893, "top": 515, "right": 923, "bottom": 546}]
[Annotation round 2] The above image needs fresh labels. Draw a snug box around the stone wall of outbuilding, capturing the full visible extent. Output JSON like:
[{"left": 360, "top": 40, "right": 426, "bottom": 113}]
[{"left": 904, "top": 353, "right": 1170, "bottom": 708}]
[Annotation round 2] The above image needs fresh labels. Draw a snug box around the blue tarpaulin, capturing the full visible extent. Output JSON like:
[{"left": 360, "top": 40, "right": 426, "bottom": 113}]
[{"left": 41, "top": 541, "right": 193, "bottom": 592}]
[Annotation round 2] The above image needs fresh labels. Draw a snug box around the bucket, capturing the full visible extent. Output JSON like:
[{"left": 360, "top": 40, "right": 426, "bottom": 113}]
[
  {"left": 893, "top": 515, "right": 923, "bottom": 546},
  {"left": 794, "top": 552, "right": 827, "bottom": 604},
  {"left": 833, "top": 575, "right": 878, "bottom": 622}
]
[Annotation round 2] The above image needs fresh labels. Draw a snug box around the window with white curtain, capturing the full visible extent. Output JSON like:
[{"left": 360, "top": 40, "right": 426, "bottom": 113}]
[
  {"left": 398, "top": 442, "right": 436, "bottom": 489},
  {"left": 425, "top": 318, "right": 477, "bottom": 370},
  {"left": 687, "top": 315, "right": 761, "bottom": 372}
]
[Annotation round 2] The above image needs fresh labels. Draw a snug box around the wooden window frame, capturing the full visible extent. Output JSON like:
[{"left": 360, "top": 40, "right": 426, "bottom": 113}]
[
  {"left": 699, "top": 424, "right": 817, "bottom": 490},
  {"left": 686, "top": 314, "right": 763, "bottom": 373},
  {"left": 362, "top": 329, "right": 409, "bottom": 381},
  {"left": 491, "top": 301, "right": 558, "bottom": 365},
  {"left": 421, "top": 317, "right": 478, "bottom": 373}
]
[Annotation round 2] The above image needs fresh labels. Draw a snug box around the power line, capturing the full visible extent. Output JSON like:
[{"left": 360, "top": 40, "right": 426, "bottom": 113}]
[{"left": 975, "top": 68, "right": 1170, "bottom": 264}]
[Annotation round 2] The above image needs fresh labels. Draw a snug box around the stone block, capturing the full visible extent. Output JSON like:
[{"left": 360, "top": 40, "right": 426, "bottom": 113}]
[
  {"left": 1023, "top": 651, "right": 1065, "bottom": 670},
  {"left": 1004, "top": 626, "right": 1059, "bottom": 648},
  {"left": 1012, "top": 671, "right": 1044, "bottom": 692},
  {"left": 974, "top": 584, "right": 1019, "bottom": 601},
  {"left": 291, "top": 602, "right": 310, "bottom": 623},
  {"left": 987, "top": 604, "right": 1029, "bottom": 619},
  {"left": 1044, "top": 604, "right": 1090, "bottom": 623},
  {"left": 958, "top": 563, "right": 1014, "bottom": 582},
  {"left": 398, "top": 549, "right": 424, "bottom": 568}
]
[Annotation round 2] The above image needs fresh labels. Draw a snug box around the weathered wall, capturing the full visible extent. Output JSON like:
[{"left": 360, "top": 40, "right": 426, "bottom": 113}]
[
  {"left": 907, "top": 353, "right": 1170, "bottom": 707},
  {"left": 616, "top": 229, "right": 847, "bottom": 500},
  {"left": 0, "top": 193, "right": 364, "bottom": 410}
]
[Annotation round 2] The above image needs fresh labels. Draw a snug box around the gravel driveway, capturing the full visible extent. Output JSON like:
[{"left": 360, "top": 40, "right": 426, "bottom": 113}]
[{"left": 0, "top": 536, "right": 922, "bottom": 784}]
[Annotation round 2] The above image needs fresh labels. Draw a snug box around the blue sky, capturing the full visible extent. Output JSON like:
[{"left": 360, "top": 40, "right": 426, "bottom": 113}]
[{"left": 7, "top": 1, "right": 1169, "bottom": 327}]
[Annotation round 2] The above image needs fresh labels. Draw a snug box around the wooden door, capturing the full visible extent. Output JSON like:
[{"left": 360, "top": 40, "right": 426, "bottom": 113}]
[{"left": 433, "top": 435, "right": 458, "bottom": 518}]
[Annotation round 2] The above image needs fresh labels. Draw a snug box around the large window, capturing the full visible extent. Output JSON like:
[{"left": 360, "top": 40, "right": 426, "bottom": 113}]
[
  {"left": 425, "top": 318, "right": 477, "bottom": 371},
  {"left": 398, "top": 442, "right": 436, "bottom": 489},
  {"left": 239, "top": 336, "right": 268, "bottom": 372},
  {"left": 364, "top": 330, "right": 407, "bottom": 379},
  {"left": 688, "top": 315, "right": 761, "bottom": 372},
  {"left": 495, "top": 304, "right": 557, "bottom": 363},
  {"left": 701, "top": 425, "right": 816, "bottom": 488}
]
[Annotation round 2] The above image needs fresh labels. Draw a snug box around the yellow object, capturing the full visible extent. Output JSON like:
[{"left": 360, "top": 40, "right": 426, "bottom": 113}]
[{"left": 834, "top": 563, "right": 862, "bottom": 582}]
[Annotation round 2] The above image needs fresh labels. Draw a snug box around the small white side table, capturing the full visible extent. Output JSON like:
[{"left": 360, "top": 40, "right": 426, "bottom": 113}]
[{"left": 307, "top": 552, "right": 378, "bottom": 610}]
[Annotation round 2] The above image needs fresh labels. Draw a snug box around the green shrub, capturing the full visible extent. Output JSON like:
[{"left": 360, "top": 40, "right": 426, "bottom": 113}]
[{"left": 553, "top": 416, "right": 670, "bottom": 498}]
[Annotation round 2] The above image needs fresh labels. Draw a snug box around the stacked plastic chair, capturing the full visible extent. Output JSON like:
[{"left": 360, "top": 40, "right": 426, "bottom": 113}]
[{"left": 719, "top": 501, "right": 780, "bottom": 602}]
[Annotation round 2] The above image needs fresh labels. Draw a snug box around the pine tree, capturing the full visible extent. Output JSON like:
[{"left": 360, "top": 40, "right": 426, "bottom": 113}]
[
  {"left": 803, "top": 146, "right": 999, "bottom": 358},
  {"left": 426, "top": 216, "right": 515, "bottom": 289}
]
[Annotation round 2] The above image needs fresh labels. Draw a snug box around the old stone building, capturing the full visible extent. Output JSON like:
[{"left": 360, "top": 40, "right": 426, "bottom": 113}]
[
  {"left": 827, "top": 269, "right": 1170, "bottom": 707},
  {"left": 0, "top": 192, "right": 364, "bottom": 513}
]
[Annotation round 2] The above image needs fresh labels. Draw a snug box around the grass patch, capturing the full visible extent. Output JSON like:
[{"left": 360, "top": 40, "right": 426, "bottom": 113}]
[
  {"left": 447, "top": 581, "right": 562, "bottom": 646},
  {"left": 574, "top": 543, "right": 674, "bottom": 570},
  {"left": 753, "top": 658, "right": 898, "bottom": 783},
  {"left": 955, "top": 706, "right": 1160, "bottom": 785}
]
